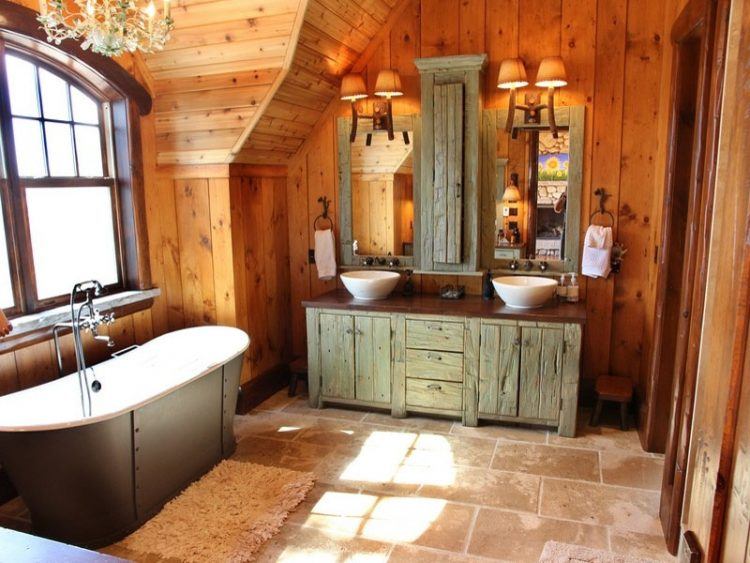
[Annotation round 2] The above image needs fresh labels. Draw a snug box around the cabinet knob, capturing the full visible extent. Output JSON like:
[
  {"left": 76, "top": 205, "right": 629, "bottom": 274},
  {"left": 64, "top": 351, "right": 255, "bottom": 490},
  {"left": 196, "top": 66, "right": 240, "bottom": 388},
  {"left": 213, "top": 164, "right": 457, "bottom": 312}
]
[
  {"left": 427, "top": 353, "right": 442, "bottom": 361},
  {"left": 427, "top": 383, "right": 442, "bottom": 391},
  {"left": 513, "top": 337, "right": 521, "bottom": 346}
]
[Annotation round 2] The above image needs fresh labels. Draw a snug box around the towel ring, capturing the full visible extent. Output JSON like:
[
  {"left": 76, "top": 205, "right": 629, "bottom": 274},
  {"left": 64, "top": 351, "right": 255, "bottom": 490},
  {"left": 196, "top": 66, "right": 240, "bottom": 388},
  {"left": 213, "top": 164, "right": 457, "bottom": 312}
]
[
  {"left": 314, "top": 196, "right": 334, "bottom": 231},
  {"left": 589, "top": 187, "right": 615, "bottom": 226}
]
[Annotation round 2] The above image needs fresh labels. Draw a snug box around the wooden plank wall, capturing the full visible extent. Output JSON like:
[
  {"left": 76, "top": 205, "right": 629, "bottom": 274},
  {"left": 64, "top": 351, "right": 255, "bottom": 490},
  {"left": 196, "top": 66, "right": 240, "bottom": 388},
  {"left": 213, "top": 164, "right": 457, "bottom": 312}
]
[{"left": 286, "top": 0, "right": 670, "bottom": 404}]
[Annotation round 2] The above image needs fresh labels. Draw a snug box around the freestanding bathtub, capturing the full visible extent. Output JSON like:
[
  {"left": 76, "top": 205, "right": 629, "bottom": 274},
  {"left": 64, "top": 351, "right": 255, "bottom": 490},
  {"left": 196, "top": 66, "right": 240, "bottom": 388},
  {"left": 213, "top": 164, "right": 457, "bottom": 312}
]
[{"left": 0, "top": 326, "right": 249, "bottom": 548}]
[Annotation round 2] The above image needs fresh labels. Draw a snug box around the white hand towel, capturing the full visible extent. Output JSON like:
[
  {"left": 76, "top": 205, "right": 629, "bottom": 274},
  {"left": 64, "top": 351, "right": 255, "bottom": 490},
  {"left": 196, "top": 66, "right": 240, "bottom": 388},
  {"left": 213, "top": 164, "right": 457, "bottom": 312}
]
[
  {"left": 581, "top": 225, "right": 613, "bottom": 278},
  {"left": 314, "top": 229, "right": 337, "bottom": 280}
]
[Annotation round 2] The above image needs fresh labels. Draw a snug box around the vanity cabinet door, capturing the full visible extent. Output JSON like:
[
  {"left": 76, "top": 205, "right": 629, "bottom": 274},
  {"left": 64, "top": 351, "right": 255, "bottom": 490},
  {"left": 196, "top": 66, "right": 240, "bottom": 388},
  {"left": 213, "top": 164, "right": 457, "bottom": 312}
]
[
  {"left": 478, "top": 322, "right": 521, "bottom": 416},
  {"left": 519, "top": 326, "right": 564, "bottom": 421},
  {"left": 320, "top": 313, "right": 355, "bottom": 400},
  {"left": 354, "top": 316, "right": 392, "bottom": 404}
]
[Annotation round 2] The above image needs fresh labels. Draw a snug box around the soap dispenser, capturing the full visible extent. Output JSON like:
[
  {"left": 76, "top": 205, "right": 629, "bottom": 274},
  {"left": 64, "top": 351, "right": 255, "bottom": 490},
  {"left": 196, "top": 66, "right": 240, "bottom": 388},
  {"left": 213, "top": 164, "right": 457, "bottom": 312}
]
[
  {"left": 482, "top": 269, "right": 494, "bottom": 300},
  {"left": 557, "top": 274, "right": 568, "bottom": 301},
  {"left": 567, "top": 273, "right": 580, "bottom": 303}
]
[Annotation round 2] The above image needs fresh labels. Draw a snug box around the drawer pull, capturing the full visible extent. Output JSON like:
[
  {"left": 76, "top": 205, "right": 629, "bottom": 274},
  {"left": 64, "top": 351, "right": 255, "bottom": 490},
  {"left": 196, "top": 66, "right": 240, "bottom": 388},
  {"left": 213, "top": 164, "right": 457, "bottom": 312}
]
[
  {"left": 427, "top": 383, "right": 442, "bottom": 391},
  {"left": 427, "top": 325, "right": 443, "bottom": 331},
  {"left": 346, "top": 329, "right": 363, "bottom": 335},
  {"left": 426, "top": 353, "right": 442, "bottom": 361},
  {"left": 513, "top": 337, "right": 521, "bottom": 346}
]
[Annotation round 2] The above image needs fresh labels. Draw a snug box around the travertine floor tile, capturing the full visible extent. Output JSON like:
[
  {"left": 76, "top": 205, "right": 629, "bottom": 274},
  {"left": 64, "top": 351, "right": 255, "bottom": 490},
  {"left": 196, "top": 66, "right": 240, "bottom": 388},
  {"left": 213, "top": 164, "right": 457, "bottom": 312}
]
[
  {"left": 491, "top": 443, "right": 600, "bottom": 482},
  {"left": 609, "top": 529, "right": 677, "bottom": 562},
  {"left": 450, "top": 421, "right": 548, "bottom": 444},
  {"left": 233, "top": 435, "right": 333, "bottom": 472},
  {"left": 390, "top": 544, "right": 489, "bottom": 562},
  {"left": 540, "top": 478, "right": 661, "bottom": 535},
  {"left": 467, "top": 508, "right": 609, "bottom": 562},
  {"left": 549, "top": 416, "right": 645, "bottom": 453},
  {"left": 255, "top": 389, "right": 298, "bottom": 412},
  {"left": 363, "top": 411, "right": 456, "bottom": 433},
  {"left": 407, "top": 433, "right": 497, "bottom": 468},
  {"left": 282, "top": 397, "right": 370, "bottom": 421},
  {"left": 419, "top": 465, "right": 540, "bottom": 512},
  {"left": 233, "top": 410, "right": 316, "bottom": 442},
  {"left": 600, "top": 451, "right": 664, "bottom": 490}
]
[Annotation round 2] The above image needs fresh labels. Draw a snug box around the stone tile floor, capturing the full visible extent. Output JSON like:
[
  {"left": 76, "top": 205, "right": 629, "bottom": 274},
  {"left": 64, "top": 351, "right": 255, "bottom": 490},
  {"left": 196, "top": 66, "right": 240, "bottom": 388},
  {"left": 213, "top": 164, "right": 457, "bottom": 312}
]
[{"left": 0, "top": 390, "right": 676, "bottom": 562}]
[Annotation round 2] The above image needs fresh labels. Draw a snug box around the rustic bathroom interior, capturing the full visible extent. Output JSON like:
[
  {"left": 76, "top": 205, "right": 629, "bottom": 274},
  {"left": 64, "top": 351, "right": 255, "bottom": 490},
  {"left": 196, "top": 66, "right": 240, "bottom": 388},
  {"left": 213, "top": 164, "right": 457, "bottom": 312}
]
[{"left": 0, "top": 0, "right": 747, "bottom": 561}]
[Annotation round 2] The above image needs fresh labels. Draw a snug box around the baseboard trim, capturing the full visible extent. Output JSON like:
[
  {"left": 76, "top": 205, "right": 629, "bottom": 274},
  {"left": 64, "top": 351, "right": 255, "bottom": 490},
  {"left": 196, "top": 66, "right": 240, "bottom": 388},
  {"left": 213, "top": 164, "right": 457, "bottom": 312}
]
[{"left": 236, "top": 363, "right": 289, "bottom": 414}]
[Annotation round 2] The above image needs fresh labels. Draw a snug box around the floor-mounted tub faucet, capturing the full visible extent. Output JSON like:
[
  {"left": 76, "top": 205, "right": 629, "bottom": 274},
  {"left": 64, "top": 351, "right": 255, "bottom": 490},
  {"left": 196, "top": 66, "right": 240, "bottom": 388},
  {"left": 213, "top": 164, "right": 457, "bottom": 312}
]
[{"left": 52, "top": 280, "right": 115, "bottom": 416}]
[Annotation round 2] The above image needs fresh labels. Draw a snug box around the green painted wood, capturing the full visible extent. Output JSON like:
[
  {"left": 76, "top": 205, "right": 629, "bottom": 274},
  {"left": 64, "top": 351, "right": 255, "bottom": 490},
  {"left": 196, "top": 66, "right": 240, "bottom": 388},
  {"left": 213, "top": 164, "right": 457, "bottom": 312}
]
[
  {"left": 447, "top": 82, "right": 464, "bottom": 264},
  {"left": 354, "top": 316, "right": 374, "bottom": 402},
  {"left": 306, "top": 308, "right": 322, "bottom": 408},
  {"left": 320, "top": 313, "right": 355, "bottom": 400},
  {"left": 406, "top": 319, "right": 465, "bottom": 352},
  {"left": 433, "top": 83, "right": 448, "bottom": 263},
  {"left": 336, "top": 114, "right": 419, "bottom": 267},
  {"left": 481, "top": 105, "right": 585, "bottom": 274},
  {"left": 406, "top": 378, "right": 463, "bottom": 411},
  {"left": 559, "top": 323, "right": 582, "bottom": 437},
  {"left": 406, "top": 348, "right": 463, "bottom": 382},
  {"left": 391, "top": 313, "right": 407, "bottom": 418},
  {"left": 372, "top": 316, "right": 392, "bottom": 403},
  {"left": 519, "top": 326, "right": 542, "bottom": 419},
  {"left": 539, "top": 328, "right": 564, "bottom": 421},
  {"left": 463, "top": 317, "right": 479, "bottom": 426},
  {"left": 419, "top": 72, "right": 435, "bottom": 270},
  {"left": 462, "top": 61, "right": 481, "bottom": 273},
  {"left": 479, "top": 322, "right": 520, "bottom": 416}
]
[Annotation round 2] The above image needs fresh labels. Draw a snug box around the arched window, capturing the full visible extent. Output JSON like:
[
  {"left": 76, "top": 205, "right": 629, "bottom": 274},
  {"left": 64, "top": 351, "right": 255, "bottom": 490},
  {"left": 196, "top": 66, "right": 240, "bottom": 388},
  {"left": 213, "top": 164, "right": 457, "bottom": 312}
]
[{"left": 0, "top": 47, "right": 123, "bottom": 314}]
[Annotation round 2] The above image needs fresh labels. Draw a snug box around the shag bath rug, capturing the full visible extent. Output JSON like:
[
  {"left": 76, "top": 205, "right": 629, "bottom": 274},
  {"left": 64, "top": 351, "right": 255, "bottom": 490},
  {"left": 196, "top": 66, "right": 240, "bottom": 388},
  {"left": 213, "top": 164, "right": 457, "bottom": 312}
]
[
  {"left": 539, "top": 541, "right": 658, "bottom": 563},
  {"left": 114, "top": 460, "right": 315, "bottom": 562}
]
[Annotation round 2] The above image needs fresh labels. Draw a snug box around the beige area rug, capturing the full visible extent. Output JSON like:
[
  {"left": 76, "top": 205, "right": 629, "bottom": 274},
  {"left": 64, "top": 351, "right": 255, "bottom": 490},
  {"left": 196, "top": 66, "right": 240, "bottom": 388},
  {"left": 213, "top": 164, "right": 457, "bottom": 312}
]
[
  {"left": 116, "top": 460, "right": 315, "bottom": 562},
  {"left": 540, "top": 541, "right": 657, "bottom": 563}
]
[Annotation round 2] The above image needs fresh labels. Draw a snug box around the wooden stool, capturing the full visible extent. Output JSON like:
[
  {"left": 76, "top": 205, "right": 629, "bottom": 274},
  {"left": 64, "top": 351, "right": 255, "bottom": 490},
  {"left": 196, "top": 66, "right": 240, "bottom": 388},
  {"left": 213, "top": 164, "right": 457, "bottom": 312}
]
[
  {"left": 289, "top": 358, "right": 308, "bottom": 397},
  {"left": 591, "top": 375, "right": 633, "bottom": 430}
]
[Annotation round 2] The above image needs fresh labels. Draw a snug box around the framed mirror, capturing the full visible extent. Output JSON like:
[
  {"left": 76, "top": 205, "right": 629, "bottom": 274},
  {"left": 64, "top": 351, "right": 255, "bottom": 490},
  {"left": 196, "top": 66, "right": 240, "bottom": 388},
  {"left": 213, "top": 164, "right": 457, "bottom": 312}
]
[
  {"left": 481, "top": 105, "right": 584, "bottom": 273},
  {"left": 337, "top": 114, "right": 420, "bottom": 267}
]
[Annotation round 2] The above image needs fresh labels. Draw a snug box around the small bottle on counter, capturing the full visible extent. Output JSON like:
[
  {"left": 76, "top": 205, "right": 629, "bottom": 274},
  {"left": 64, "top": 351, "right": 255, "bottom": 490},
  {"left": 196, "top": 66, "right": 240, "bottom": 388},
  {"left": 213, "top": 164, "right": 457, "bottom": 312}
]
[
  {"left": 567, "top": 273, "right": 580, "bottom": 303},
  {"left": 557, "top": 274, "right": 568, "bottom": 301},
  {"left": 482, "top": 269, "right": 494, "bottom": 300}
]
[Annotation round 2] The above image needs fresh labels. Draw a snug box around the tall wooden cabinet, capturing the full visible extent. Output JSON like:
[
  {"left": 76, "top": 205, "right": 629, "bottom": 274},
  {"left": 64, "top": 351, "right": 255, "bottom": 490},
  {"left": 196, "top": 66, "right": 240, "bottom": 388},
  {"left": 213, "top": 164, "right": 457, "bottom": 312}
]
[{"left": 414, "top": 54, "right": 487, "bottom": 272}]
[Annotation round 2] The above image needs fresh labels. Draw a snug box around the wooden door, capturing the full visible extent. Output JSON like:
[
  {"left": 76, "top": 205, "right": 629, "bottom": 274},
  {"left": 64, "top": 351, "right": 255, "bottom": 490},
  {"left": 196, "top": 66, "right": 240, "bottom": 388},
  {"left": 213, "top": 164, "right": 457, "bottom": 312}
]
[
  {"left": 519, "top": 326, "right": 564, "bottom": 421},
  {"left": 432, "top": 82, "right": 464, "bottom": 264},
  {"left": 653, "top": 0, "right": 723, "bottom": 554},
  {"left": 478, "top": 322, "right": 520, "bottom": 416},
  {"left": 319, "top": 313, "right": 355, "bottom": 399},
  {"left": 354, "top": 315, "right": 391, "bottom": 404}
]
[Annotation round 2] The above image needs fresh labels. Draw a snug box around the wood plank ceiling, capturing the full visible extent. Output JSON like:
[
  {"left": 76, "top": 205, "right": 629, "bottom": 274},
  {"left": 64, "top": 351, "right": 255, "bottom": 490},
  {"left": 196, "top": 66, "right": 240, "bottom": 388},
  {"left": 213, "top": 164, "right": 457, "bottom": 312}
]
[
  {"left": 145, "top": 0, "right": 308, "bottom": 165},
  {"left": 232, "top": 0, "right": 401, "bottom": 165}
]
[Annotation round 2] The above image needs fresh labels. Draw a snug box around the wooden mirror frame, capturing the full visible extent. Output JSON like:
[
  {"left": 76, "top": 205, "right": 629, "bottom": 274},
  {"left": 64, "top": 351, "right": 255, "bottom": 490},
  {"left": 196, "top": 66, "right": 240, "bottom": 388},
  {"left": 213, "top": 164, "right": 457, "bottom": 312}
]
[
  {"left": 337, "top": 113, "right": 421, "bottom": 268},
  {"left": 481, "top": 105, "right": 585, "bottom": 274}
]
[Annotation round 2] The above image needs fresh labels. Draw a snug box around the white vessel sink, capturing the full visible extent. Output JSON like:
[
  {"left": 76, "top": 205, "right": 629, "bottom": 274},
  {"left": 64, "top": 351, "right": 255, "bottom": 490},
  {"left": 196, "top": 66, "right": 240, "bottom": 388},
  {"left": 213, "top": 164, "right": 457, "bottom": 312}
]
[
  {"left": 340, "top": 270, "right": 401, "bottom": 300},
  {"left": 492, "top": 276, "right": 558, "bottom": 309}
]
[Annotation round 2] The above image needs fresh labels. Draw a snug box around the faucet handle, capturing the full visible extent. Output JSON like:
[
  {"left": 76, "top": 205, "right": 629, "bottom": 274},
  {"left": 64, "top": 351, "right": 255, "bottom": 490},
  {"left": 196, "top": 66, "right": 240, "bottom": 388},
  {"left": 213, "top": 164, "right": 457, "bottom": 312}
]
[
  {"left": 509, "top": 260, "right": 519, "bottom": 271},
  {"left": 389, "top": 258, "right": 400, "bottom": 267},
  {"left": 539, "top": 261, "right": 549, "bottom": 272}
]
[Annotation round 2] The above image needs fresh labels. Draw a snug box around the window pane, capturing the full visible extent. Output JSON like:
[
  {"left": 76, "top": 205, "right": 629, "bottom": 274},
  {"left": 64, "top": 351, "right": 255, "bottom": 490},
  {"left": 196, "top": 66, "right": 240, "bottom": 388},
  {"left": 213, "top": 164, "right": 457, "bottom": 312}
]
[
  {"left": 12, "top": 118, "right": 46, "bottom": 177},
  {"left": 45, "top": 123, "right": 76, "bottom": 177},
  {"left": 0, "top": 197, "right": 14, "bottom": 309},
  {"left": 5, "top": 55, "right": 39, "bottom": 118},
  {"left": 26, "top": 187, "right": 119, "bottom": 300},
  {"left": 74, "top": 125, "right": 103, "bottom": 177},
  {"left": 39, "top": 68, "right": 71, "bottom": 121},
  {"left": 71, "top": 87, "right": 99, "bottom": 124}
]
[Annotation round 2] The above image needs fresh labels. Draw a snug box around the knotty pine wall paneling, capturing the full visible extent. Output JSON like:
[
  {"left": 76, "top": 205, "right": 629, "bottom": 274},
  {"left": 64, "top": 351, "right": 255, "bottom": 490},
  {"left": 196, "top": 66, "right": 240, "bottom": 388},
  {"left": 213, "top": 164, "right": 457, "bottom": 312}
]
[{"left": 286, "top": 0, "right": 671, "bottom": 426}]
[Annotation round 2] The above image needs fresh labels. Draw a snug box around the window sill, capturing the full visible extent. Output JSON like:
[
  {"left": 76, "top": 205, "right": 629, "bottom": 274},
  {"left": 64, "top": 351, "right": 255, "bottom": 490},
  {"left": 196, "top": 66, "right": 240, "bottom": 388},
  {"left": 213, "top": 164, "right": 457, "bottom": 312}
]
[{"left": 0, "top": 288, "right": 161, "bottom": 354}]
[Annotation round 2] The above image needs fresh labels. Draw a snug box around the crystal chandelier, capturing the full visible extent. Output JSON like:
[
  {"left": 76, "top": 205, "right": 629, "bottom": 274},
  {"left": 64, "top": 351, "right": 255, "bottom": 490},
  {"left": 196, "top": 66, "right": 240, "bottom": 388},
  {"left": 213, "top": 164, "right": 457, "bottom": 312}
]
[{"left": 38, "top": 0, "right": 174, "bottom": 57}]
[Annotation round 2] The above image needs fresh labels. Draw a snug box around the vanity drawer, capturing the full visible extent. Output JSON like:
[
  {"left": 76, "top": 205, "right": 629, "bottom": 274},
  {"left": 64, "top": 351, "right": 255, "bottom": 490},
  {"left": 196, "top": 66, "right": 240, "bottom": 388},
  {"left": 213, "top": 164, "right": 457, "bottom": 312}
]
[
  {"left": 406, "top": 319, "right": 464, "bottom": 352},
  {"left": 406, "top": 379, "right": 463, "bottom": 411},
  {"left": 406, "top": 349, "right": 463, "bottom": 382}
]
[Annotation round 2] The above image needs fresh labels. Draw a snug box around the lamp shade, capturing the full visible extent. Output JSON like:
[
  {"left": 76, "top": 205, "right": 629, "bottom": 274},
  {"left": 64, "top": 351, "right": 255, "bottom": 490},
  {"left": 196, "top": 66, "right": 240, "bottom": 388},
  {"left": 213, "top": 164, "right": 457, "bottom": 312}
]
[
  {"left": 502, "top": 185, "right": 521, "bottom": 203},
  {"left": 497, "top": 59, "right": 528, "bottom": 90},
  {"left": 535, "top": 56, "right": 567, "bottom": 88},
  {"left": 374, "top": 69, "right": 403, "bottom": 98},
  {"left": 340, "top": 74, "right": 368, "bottom": 101}
]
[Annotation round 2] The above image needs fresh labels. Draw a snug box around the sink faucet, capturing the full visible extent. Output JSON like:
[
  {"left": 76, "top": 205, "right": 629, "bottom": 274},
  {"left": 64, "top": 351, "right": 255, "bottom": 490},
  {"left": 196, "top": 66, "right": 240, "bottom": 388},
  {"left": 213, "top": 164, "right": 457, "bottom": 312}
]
[
  {"left": 52, "top": 280, "right": 116, "bottom": 417},
  {"left": 523, "top": 260, "right": 534, "bottom": 272},
  {"left": 388, "top": 257, "right": 400, "bottom": 268},
  {"left": 361, "top": 256, "right": 374, "bottom": 266}
]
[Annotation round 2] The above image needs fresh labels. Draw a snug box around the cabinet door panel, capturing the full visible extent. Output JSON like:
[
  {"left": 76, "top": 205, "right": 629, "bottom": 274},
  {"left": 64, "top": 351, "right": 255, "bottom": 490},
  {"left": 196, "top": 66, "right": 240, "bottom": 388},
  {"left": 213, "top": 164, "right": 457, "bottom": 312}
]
[
  {"left": 479, "top": 323, "right": 520, "bottom": 416},
  {"left": 320, "top": 313, "right": 355, "bottom": 399},
  {"left": 433, "top": 82, "right": 464, "bottom": 264},
  {"left": 519, "top": 327, "right": 542, "bottom": 418},
  {"left": 355, "top": 316, "right": 391, "bottom": 404},
  {"left": 539, "top": 329, "right": 564, "bottom": 420}
]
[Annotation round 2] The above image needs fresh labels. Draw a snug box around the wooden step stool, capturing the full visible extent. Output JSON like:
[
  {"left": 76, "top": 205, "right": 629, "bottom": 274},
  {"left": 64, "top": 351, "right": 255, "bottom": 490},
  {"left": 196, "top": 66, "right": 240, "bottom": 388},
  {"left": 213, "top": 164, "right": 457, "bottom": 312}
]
[
  {"left": 591, "top": 375, "right": 633, "bottom": 431},
  {"left": 288, "top": 357, "right": 308, "bottom": 397}
]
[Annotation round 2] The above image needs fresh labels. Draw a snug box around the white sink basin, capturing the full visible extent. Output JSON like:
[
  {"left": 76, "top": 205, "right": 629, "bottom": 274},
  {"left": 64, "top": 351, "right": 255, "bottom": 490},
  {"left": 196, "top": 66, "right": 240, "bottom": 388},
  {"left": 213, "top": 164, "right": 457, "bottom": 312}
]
[
  {"left": 340, "top": 270, "right": 401, "bottom": 300},
  {"left": 492, "top": 276, "right": 558, "bottom": 309}
]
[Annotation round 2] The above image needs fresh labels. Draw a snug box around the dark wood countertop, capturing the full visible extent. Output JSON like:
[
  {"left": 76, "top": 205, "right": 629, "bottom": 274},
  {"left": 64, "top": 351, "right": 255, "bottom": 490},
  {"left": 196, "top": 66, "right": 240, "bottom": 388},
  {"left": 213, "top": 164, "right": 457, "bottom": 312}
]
[{"left": 303, "top": 290, "right": 586, "bottom": 324}]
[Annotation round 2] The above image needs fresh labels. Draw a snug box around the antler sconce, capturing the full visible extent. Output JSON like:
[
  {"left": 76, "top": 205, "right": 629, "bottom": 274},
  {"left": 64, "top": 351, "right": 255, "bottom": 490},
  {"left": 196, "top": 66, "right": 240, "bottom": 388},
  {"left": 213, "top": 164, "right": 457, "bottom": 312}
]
[
  {"left": 497, "top": 56, "right": 568, "bottom": 138},
  {"left": 340, "top": 69, "right": 405, "bottom": 143}
]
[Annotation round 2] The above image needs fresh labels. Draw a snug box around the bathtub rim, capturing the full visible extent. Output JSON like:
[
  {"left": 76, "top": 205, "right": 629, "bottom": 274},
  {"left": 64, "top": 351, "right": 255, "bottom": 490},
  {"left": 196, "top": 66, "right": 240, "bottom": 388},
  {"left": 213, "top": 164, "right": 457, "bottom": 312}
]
[{"left": 0, "top": 326, "right": 249, "bottom": 433}]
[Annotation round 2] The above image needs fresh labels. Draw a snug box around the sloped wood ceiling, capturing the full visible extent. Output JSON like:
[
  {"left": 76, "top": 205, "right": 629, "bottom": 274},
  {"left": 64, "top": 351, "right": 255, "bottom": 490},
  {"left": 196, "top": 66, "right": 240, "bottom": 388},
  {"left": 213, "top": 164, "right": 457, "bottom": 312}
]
[
  {"left": 146, "top": 0, "right": 308, "bottom": 165},
  {"left": 232, "top": 0, "right": 401, "bottom": 164}
]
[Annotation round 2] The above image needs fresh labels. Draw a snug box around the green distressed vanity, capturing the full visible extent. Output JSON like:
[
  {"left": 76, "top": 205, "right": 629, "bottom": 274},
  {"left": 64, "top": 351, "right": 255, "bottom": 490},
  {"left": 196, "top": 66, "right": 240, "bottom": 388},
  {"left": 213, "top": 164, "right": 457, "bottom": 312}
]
[{"left": 303, "top": 292, "right": 585, "bottom": 437}]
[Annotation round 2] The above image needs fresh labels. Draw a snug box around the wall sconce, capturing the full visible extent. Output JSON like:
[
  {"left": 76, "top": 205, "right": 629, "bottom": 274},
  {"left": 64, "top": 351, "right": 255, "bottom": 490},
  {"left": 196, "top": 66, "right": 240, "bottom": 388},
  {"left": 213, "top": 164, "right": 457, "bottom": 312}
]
[
  {"left": 502, "top": 172, "right": 522, "bottom": 202},
  {"left": 340, "top": 69, "right": 404, "bottom": 143},
  {"left": 497, "top": 56, "right": 567, "bottom": 138}
]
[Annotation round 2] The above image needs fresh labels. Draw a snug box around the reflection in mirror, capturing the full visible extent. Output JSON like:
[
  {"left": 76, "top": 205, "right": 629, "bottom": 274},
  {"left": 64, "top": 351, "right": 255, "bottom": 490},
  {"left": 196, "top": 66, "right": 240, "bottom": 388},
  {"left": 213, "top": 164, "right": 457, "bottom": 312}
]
[
  {"left": 350, "top": 132, "right": 414, "bottom": 256},
  {"left": 496, "top": 129, "right": 570, "bottom": 262}
]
